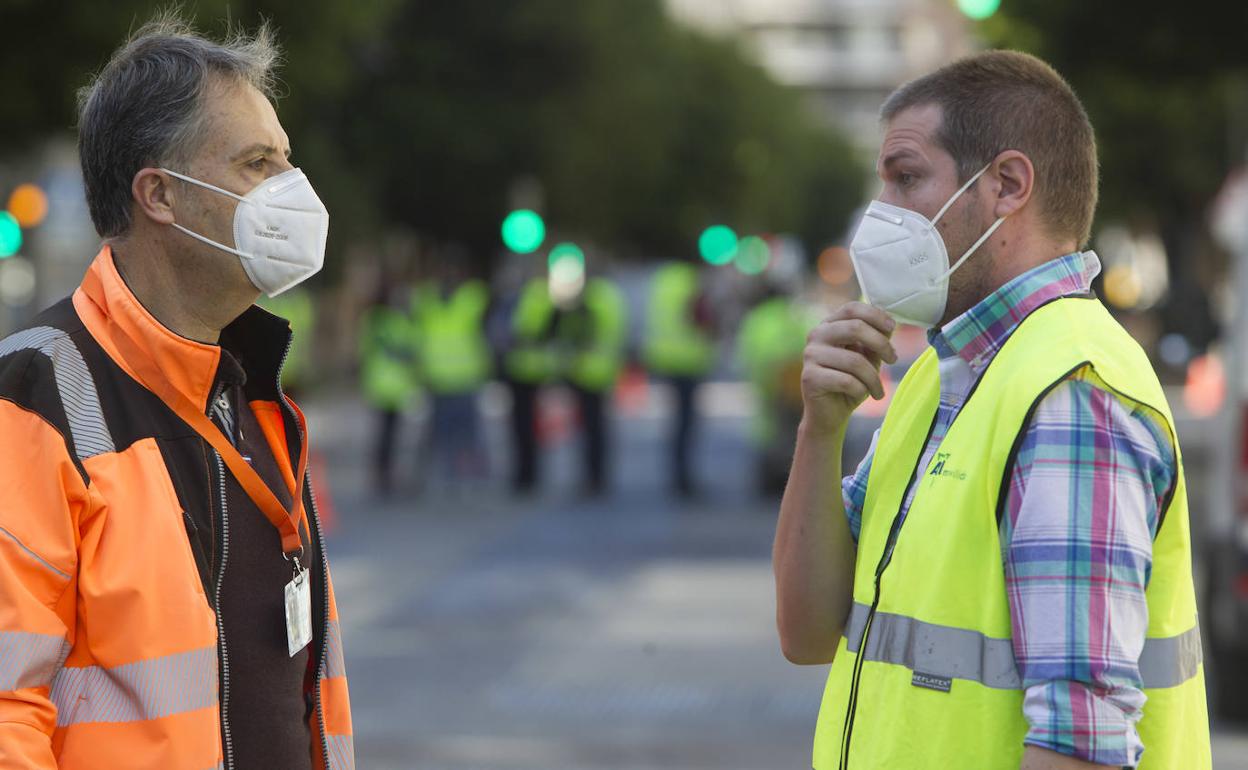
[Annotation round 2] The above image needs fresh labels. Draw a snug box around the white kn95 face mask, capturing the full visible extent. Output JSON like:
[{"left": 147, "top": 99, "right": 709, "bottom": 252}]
[{"left": 162, "top": 167, "right": 330, "bottom": 297}]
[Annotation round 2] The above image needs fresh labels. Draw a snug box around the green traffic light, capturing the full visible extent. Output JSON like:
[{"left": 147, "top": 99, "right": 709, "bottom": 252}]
[
  {"left": 501, "top": 209, "right": 546, "bottom": 254},
  {"left": 698, "top": 225, "right": 738, "bottom": 265},
  {"left": 0, "top": 212, "right": 21, "bottom": 258},
  {"left": 547, "top": 242, "right": 585, "bottom": 270},
  {"left": 735, "top": 236, "right": 770, "bottom": 275},
  {"left": 957, "top": 0, "right": 1000, "bottom": 19}
]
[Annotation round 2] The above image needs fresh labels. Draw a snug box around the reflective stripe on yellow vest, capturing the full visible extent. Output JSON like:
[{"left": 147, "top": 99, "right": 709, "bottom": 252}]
[{"left": 813, "top": 296, "right": 1210, "bottom": 769}]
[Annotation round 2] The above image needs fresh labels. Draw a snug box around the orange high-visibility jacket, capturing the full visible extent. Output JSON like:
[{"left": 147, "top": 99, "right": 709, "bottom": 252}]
[{"left": 0, "top": 246, "right": 353, "bottom": 769}]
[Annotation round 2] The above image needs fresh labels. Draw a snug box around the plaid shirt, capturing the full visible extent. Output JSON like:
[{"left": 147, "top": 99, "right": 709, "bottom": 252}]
[{"left": 843, "top": 251, "right": 1174, "bottom": 767}]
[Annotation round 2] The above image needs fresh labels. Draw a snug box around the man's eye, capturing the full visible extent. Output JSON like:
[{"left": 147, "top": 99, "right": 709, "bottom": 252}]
[
  {"left": 898, "top": 173, "right": 916, "bottom": 186},
  {"left": 248, "top": 158, "right": 266, "bottom": 170}
]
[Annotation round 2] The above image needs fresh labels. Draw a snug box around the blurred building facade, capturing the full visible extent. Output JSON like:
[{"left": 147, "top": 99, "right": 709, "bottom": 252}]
[{"left": 666, "top": 0, "right": 974, "bottom": 155}]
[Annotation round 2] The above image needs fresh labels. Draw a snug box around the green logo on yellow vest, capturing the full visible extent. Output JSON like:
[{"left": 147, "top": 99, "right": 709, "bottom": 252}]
[{"left": 928, "top": 452, "right": 967, "bottom": 481}]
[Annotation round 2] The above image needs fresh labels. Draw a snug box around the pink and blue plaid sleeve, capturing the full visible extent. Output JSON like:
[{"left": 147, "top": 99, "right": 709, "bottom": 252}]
[
  {"left": 842, "top": 429, "right": 879, "bottom": 544},
  {"left": 1002, "top": 370, "right": 1175, "bottom": 767}
]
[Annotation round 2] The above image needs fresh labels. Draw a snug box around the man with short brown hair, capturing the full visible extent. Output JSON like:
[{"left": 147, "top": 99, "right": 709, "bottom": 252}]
[{"left": 774, "top": 50, "right": 1209, "bottom": 769}]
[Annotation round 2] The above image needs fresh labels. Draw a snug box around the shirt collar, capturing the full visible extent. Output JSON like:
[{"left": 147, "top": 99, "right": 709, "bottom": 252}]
[{"left": 928, "top": 251, "right": 1102, "bottom": 374}]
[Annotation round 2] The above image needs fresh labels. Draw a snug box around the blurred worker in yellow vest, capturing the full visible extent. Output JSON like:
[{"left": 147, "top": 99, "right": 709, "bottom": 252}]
[
  {"left": 412, "top": 256, "right": 492, "bottom": 490},
  {"left": 359, "top": 278, "right": 420, "bottom": 497},
  {"left": 737, "top": 282, "right": 815, "bottom": 495},
  {"left": 500, "top": 269, "right": 557, "bottom": 493},
  {"left": 642, "top": 261, "right": 716, "bottom": 498},
  {"left": 550, "top": 266, "right": 628, "bottom": 496}
]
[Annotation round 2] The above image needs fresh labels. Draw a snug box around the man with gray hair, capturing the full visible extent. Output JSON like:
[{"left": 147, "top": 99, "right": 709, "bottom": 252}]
[{"left": 0, "top": 15, "right": 353, "bottom": 769}]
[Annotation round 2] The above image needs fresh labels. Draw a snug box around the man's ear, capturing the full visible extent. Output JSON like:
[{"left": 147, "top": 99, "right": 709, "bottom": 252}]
[
  {"left": 131, "top": 168, "right": 177, "bottom": 226},
  {"left": 989, "top": 150, "right": 1034, "bottom": 219}
]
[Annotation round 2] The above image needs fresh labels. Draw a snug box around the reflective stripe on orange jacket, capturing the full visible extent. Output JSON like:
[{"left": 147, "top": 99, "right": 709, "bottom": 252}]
[{"left": 0, "top": 246, "right": 353, "bottom": 769}]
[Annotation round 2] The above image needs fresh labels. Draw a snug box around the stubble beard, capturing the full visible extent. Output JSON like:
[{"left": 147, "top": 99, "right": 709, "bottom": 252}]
[{"left": 938, "top": 201, "right": 996, "bottom": 328}]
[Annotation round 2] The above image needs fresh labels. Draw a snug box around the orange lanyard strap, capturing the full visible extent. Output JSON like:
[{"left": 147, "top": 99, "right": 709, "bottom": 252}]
[{"left": 82, "top": 270, "right": 307, "bottom": 555}]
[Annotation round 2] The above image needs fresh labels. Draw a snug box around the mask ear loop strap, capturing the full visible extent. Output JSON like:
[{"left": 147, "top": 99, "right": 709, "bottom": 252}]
[
  {"left": 932, "top": 162, "right": 992, "bottom": 225},
  {"left": 934, "top": 215, "right": 1007, "bottom": 283},
  {"left": 160, "top": 168, "right": 256, "bottom": 260},
  {"left": 169, "top": 222, "right": 254, "bottom": 260},
  {"left": 160, "top": 168, "right": 251, "bottom": 204}
]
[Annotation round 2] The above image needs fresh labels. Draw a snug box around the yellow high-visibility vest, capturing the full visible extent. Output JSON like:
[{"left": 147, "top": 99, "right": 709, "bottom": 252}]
[
  {"left": 413, "top": 281, "right": 492, "bottom": 394},
  {"left": 559, "top": 278, "right": 628, "bottom": 393},
  {"left": 814, "top": 297, "right": 1210, "bottom": 769},
  {"left": 358, "top": 305, "right": 419, "bottom": 410},
  {"left": 506, "top": 278, "right": 557, "bottom": 385},
  {"left": 643, "top": 262, "right": 714, "bottom": 377}
]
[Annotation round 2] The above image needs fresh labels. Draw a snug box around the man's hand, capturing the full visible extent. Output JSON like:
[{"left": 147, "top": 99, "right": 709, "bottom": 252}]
[
  {"left": 800, "top": 302, "right": 898, "bottom": 434},
  {"left": 773, "top": 302, "right": 897, "bottom": 665}
]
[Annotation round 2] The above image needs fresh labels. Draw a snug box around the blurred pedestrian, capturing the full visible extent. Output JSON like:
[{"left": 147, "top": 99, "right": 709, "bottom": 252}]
[
  {"left": 0, "top": 15, "right": 353, "bottom": 768},
  {"left": 773, "top": 51, "right": 1209, "bottom": 768},
  {"left": 736, "top": 276, "right": 812, "bottom": 496},
  {"left": 643, "top": 261, "right": 717, "bottom": 497},
  {"left": 412, "top": 260, "right": 492, "bottom": 490},
  {"left": 503, "top": 274, "right": 558, "bottom": 492},
  {"left": 359, "top": 282, "right": 420, "bottom": 497},
  {"left": 553, "top": 272, "right": 628, "bottom": 496}
]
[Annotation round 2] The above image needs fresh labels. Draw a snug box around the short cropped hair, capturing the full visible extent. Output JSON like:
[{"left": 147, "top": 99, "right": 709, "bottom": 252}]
[
  {"left": 881, "top": 50, "right": 1098, "bottom": 247},
  {"left": 77, "top": 12, "right": 281, "bottom": 238}
]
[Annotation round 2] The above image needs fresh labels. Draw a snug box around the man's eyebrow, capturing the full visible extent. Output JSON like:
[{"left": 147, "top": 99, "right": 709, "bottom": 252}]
[
  {"left": 230, "top": 143, "right": 292, "bottom": 161},
  {"left": 879, "top": 148, "right": 921, "bottom": 171}
]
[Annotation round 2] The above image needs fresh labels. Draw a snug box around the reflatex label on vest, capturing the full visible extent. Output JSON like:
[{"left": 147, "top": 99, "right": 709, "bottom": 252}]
[{"left": 911, "top": 671, "right": 952, "bottom": 692}]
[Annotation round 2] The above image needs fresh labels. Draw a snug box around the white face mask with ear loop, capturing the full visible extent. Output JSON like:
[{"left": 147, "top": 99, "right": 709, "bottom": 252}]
[
  {"left": 848, "top": 163, "right": 1007, "bottom": 329},
  {"left": 161, "top": 167, "right": 330, "bottom": 297}
]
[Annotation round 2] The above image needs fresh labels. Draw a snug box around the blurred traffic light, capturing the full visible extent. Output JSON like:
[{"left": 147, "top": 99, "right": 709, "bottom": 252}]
[
  {"left": 956, "top": 0, "right": 1000, "bottom": 19},
  {"left": 8, "top": 183, "right": 48, "bottom": 228},
  {"left": 0, "top": 256, "right": 35, "bottom": 306},
  {"left": 698, "top": 225, "right": 738, "bottom": 265},
  {"left": 0, "top": 212, "right": 22, "bottom": 258},
  {"left": 817, "top": 245, "right": 854, "bottom": 285},
  {"left": 501, "top": 209, "right": 546, "bottom": 254},
  {"left": 735, "top": 235, "right": 770, "bottom": 275}
]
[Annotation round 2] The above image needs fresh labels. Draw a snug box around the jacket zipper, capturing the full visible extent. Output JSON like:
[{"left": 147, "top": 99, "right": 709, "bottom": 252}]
[
  {"left": 305, "top": 465, "right": 333, "bottom": 768},
  {"left": 839, "top": 410, "right": 940, "bottom": 769},
  {"left": 208, "top": 383, "right": 236, "bottom": 770},
  {"left": 274, "top": 330, "right": 333, "bottom": 769}
]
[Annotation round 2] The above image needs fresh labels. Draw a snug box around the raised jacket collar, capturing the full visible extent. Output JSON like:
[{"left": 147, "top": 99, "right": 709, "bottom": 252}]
[{"left": 73, "top": 245, "right": 292, "bottom": 412}]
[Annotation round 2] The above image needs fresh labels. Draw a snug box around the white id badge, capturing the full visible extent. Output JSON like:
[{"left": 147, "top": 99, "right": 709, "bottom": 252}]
[{"left": 284, "top": 566, "right": 313, "bottom": 657}]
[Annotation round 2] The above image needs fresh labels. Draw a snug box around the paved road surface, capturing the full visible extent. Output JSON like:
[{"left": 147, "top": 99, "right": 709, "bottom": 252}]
[{"left": 305, "top": 384, "right": 1248, "bottom": 769}]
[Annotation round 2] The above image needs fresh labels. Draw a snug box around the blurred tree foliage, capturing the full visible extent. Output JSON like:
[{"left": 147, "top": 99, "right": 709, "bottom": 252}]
[
  {"left": 980, "top": 0, "right": 1248, "bottom": 347},
  {"left": 0, "top": 0, "right": 862, "bottom": 272},
  {"left": 332, "top": 0, "right": 862, "bottom": 264}
]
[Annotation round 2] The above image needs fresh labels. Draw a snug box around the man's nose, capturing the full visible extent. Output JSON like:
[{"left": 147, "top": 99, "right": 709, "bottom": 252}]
[{"left": 877, "top": 188, "right": 903, "bottom": 207}]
